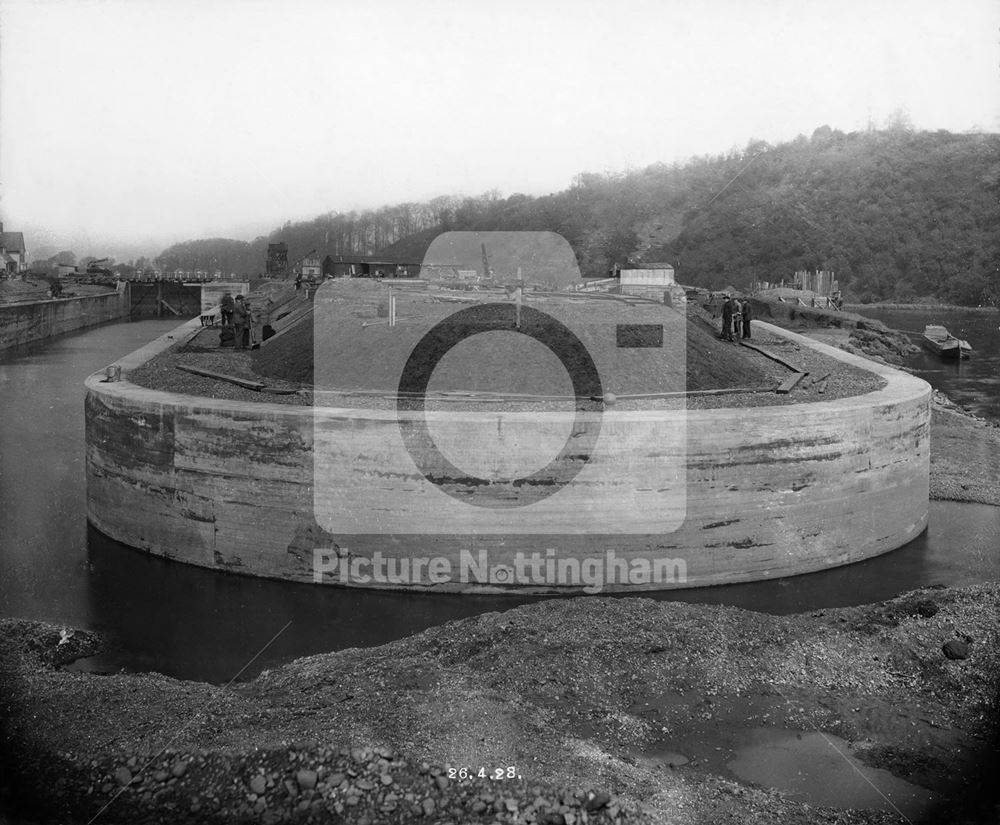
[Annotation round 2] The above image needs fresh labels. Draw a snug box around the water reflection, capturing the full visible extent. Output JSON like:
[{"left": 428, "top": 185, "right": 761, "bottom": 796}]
[
  {"left": 81, "top": 525, "right": 535, "bottom": 683},
  {"left": 81, "top": 500, "right": 999, "bottom": 684}
]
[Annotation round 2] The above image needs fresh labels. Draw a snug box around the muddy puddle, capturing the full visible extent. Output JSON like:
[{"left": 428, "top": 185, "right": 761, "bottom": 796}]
[
  {"left": 724, "top": 728, "right": 939, "bottom": 818},
  {"left": 622, "top": 689, "right": 971, "bottom": 820}
]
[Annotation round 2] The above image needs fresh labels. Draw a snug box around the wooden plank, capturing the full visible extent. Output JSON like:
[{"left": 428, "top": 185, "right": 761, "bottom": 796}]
[
  {"left": 259, "top": 305, "right": 315, "bottom": 347},
  {"left": 617, "top": 386, "right": 777, "bottom": 400},
  {"left": 158, "top": 298, "right": 182, "bottom": 316},
  {"left": 176, "top": 364, "right": 264, "bottom": 390},
  {"left": 739, "top": 339, "right": 804, "bottom": 373},
  {"left": 775, "top": 372, "right": 808, "bottom": 394}
]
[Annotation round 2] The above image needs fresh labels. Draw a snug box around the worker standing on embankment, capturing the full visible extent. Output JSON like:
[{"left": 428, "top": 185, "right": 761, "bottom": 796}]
[
  {"left": 233, "top": 295, "right": 249, "bottom": 349},
  {"left": 721, "top": 296, "right": 734, "bottom": 341}
]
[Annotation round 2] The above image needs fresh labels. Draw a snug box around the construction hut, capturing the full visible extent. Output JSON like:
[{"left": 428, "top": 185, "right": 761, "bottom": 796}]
[
  {"left": 298, "top": 255, "right": 322, "bottom": 279},
  {"left": 321, "top": 256, "right": 420, "bottom": 279},
  {"left": 616, "top": 263, "right": 684, "bottom": 303}
]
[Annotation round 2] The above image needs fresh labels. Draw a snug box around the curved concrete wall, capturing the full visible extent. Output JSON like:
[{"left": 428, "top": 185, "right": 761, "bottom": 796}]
[
  {"left": 85, "top": 318, "right": 930, "bottom": 593},
  {"left": 1, "top": 291, "right": 126, "bottom": 351}
]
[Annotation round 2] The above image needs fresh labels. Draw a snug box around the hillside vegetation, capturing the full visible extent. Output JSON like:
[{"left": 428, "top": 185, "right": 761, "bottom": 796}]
[{"left": 156, "top": 127, "right": 1000, "bottom": 305}]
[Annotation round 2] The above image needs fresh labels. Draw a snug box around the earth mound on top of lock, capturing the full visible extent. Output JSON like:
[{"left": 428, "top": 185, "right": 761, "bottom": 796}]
[
  {"left": 253, "top": 280, "right": 769, "bottom": 397},
  {"left": 253, "top": 279, "right": 771, "bottom": 398}
]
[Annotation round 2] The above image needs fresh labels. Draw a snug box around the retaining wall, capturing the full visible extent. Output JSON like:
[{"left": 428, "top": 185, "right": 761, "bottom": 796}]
[
  {"left": 85, "top": 319, "right": 931, "bottom": 592},
  {"left": 0, "top": 291, "right": 127, "bottom": 351}
]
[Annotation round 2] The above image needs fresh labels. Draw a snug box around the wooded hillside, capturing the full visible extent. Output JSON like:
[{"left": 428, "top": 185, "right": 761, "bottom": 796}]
[{"left": 156, "top": 127, "right": 1000, "bottom": 305}]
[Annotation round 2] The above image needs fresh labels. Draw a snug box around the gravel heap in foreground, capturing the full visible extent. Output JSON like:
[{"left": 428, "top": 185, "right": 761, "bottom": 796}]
[{"left": 2, "top": 583, "right": 998, "bottom": 825}]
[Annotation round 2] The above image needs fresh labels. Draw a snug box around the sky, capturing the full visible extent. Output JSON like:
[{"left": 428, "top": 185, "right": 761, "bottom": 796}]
[{"left": 1, "top": 0, "right": 998, "bottom": 260}]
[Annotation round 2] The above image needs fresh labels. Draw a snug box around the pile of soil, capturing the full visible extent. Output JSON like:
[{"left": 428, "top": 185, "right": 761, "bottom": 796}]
[
  {"left": 2, "top": 584, "right": 997, "bottom": 824},
  {"left": 124, "top": 283, "right": 887, "bottom": 411},
  {"left": 254, "top": 281, "right": 773, "bottom": 396},
  {"left": 745, "top": 298, "right": 918, "bottom": 365}
]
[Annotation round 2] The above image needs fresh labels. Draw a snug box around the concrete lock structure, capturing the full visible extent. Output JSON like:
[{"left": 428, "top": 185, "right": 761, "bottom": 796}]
[
  {"left": 85, "top": 318, "right": 930, "bottom": 593},
  {"left": 1, "top": 290, "right": 128, "bottom": 352}
]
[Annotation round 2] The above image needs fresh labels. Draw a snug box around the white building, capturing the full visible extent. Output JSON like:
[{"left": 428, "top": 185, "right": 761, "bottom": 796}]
[
  {"left": 0, "top": 222, "right": 27, "bottom": 274},
  {"left": 617, "top": 263, "right": 679, "bottom": 300}
]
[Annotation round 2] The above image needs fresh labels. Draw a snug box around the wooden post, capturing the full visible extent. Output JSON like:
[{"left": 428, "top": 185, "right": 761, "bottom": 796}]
[{"left": 156, "top": 279, "right": 163, "bottom": 318}]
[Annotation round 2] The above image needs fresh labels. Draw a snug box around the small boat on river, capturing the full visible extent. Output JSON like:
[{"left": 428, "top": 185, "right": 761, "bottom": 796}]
[{"left": 921, "top": 324, "right": 972, "bottom": 359}]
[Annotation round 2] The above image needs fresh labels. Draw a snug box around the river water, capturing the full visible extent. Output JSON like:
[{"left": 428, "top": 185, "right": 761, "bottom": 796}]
[
  {"left": 0, "top": 319, "right": 997, "bottom": 683},
  {"left": 856, "top": 307, "right": 1000, "bottom": 420}
]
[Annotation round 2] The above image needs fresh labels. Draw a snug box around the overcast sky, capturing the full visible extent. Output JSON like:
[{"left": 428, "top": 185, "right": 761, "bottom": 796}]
[{"left": 1, "top": 0, "right": 998, "bottom": 258}]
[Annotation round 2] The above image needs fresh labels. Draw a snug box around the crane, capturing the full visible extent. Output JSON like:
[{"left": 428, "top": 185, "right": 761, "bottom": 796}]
[
  {"left": 86, "top": 258, "right": 113, "bottom": 277},
  {"left": 282, "top": 249, "right": 317, "bottom": 281}
]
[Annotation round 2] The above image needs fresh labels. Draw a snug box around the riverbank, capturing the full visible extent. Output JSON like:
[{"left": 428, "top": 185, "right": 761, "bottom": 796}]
[
  {"left": 745, "top": 297, "right": 918, "bottom": 366},
  {"left": 929, "top": 390, "right": 1000, "bottom": 504}
]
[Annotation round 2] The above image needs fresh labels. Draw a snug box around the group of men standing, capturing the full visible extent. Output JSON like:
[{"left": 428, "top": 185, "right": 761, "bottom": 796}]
[
  {"left": 720, "top": 295, "right": 752, "bottom": 342},
  {"left": 219, "top": 292, "right": 254, "bottom": 349}
]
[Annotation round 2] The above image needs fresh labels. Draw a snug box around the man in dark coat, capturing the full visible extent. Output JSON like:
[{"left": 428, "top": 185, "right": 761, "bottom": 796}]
[
  {"left": 220, "top": 292, "right": 235, "bottom": 326},
  {"left": 741, "top": 299, "right": 753, "bottom": 339},
  {"left": 721, "top": 296, "right": 734, "bottom": 341},
  {"left": 233, "top": 295, "right": 249, "bottom": 349}
]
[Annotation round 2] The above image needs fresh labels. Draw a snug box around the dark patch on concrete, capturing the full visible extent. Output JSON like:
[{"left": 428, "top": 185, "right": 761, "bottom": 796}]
[
  {"left": 729, "top": 538, "right": 772, "bottom": 549},
  {"left": 732, "top": 435, "right": 843, "bottom": 452},
  {"left": 86, "top": 392, "right": 176, "bottom": 469},
  {"left": 368, "top": 469, "right": 428, "bottom": 482},
  {"left": 511, "top": 477, "right": 559, "bottom": 487},
  {"left": 689, "top": 450, "right": 844, "bottom": 469},
  {"left": 179, "top": 509, "right": 215, "bottom": 523},
  {"left": 428, "top": 474, "right": 491, "bottom": 487},
  {"left": 702, "top": 519, "right": 740, "bottom": 530}
]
